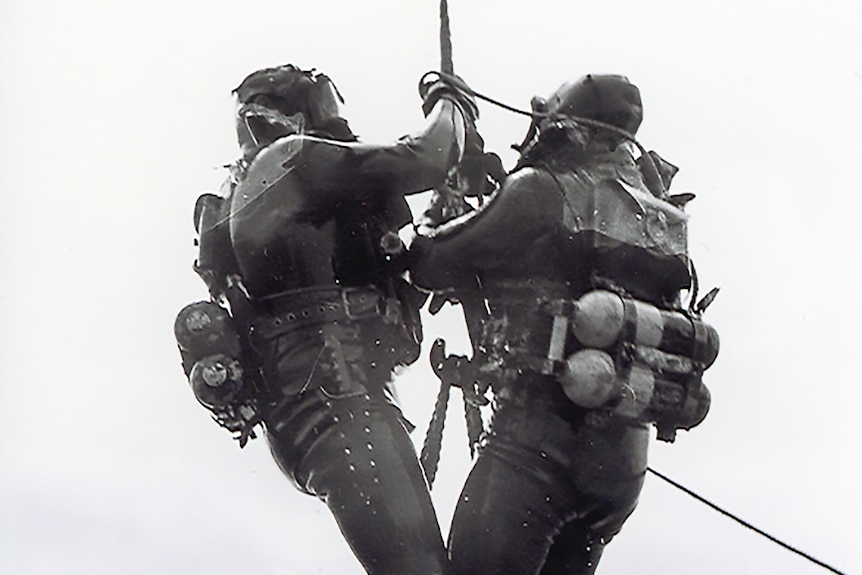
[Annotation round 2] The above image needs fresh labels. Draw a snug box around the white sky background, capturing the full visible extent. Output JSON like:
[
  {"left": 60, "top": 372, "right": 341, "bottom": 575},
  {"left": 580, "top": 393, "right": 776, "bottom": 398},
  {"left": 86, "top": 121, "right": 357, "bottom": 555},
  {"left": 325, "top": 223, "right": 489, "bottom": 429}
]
[{"left": 1, "top": 1, "right": 860, "bottom": 573}]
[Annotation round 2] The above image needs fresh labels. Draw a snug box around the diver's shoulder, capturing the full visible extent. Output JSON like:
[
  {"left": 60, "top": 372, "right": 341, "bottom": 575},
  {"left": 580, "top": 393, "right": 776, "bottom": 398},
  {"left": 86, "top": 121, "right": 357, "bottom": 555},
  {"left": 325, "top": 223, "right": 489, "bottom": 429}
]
[{"left": 502, "top": 166, "right": 560, "bottom": 195}]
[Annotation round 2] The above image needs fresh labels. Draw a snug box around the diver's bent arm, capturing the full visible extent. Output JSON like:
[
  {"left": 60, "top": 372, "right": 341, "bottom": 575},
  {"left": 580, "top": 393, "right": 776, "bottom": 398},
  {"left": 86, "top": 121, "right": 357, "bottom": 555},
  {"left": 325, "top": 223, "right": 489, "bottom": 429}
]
[
  {"left": 411, "top": 169, "right": 561, "bottom": 290},
  {"left": 297, "top": 98, "right": 468, "bottom": 198}
]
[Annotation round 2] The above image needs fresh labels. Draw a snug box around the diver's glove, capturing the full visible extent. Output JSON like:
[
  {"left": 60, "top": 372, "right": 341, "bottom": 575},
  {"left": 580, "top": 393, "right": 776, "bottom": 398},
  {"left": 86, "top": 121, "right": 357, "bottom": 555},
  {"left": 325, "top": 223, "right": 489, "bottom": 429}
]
[{"left": 419, "top": 71, "right": 479, "bottom": 124}]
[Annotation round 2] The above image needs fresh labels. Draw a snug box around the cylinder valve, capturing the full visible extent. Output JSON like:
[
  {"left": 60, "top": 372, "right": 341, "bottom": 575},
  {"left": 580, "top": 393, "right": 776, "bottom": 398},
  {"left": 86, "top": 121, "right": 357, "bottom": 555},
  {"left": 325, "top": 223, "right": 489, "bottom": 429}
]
[{"left": 189, "top": 354, "right": 245, "bottom": 409}]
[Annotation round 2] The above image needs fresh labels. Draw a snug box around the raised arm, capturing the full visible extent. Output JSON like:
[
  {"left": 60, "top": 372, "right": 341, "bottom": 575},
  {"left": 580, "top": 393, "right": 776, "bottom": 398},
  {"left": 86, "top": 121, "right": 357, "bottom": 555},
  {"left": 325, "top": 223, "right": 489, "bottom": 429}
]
[
  {"left": 354, "top": 97, "right": 468, "bottom": 193},
  {"left": 285, "top": 75, "right": 478, "bottom": 199}
]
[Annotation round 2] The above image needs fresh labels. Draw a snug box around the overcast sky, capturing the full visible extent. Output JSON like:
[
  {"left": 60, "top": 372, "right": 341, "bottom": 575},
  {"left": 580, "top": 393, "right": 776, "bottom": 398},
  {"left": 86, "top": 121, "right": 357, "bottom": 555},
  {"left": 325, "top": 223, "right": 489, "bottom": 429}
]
[{"left": 1, "top": 1, "right": 860, "bottom": 574}]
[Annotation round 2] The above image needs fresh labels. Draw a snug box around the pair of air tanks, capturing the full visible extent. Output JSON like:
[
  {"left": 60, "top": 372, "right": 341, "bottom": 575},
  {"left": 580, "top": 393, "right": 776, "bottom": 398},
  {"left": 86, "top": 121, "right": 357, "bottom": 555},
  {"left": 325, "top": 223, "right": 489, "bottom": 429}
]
[
  {"left": 492, "top": 175, "right": 719, "bottom": 441},
  {"left": 175, "top": 176, "right": 719, "bottom": 442},
  {"left": 535, "top": 288, "right": 718, "bottom": 442}
]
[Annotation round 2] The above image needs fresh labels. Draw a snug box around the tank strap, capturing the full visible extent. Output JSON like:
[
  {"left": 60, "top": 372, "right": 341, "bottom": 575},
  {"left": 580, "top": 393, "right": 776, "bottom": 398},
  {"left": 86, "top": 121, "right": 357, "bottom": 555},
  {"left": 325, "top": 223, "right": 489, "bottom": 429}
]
[{"left": 476, "top": 294, "right": 574, "bottom": 380}]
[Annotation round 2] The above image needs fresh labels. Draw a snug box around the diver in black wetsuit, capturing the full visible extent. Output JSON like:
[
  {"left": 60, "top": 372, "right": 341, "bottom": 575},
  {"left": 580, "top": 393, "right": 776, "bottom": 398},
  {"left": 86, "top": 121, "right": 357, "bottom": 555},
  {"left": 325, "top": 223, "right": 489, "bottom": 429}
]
[
  {"left": 189, "top": 64, "right": 477, "bottom": 575},
  {"left": 412, "top": 74, "right": 709, "bottom": 575}
]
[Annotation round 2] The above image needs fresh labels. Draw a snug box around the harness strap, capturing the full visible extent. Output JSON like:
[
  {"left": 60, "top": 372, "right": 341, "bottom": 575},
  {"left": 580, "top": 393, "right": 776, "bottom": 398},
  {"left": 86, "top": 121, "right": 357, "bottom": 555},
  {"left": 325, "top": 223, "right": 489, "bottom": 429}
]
[{"left": 250, "top": 286, "right": 386, "bottom": 340}]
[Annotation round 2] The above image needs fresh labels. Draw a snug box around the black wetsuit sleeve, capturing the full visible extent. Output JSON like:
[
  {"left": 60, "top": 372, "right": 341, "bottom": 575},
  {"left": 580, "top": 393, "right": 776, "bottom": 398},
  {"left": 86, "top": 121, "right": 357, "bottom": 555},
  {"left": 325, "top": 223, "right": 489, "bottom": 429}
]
[
  {"left": 411, "top": 169, "right": 562, "bottom": 291},
  {"left": 296, "top": 98, "right": 467, "bottom": 201},
  {"left": 355, "top": 99, "right": 466, "bottom": 194}
]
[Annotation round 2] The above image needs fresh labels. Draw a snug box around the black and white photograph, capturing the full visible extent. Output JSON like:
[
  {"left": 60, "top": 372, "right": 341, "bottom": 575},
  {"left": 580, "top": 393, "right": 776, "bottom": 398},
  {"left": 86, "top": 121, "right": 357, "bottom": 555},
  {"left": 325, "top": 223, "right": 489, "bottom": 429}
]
[{"left": 1, "top": 1, "right": 859, "bottom": 574}]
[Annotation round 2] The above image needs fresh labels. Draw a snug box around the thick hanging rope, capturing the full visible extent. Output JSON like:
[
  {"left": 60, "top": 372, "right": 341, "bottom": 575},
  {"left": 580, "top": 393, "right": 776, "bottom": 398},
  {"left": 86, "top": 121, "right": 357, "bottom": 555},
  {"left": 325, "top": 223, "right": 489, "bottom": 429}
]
[
  {"left": 419, "top": 0, "right": 487, "bottom": 487},
  {"left": 420, "top": 373, "right": 450, "bottom": 485},
  {"left": 439, "top": 0, "right": 453, "bottom": 75},
  {"left": 419, "top": 0, "right": 458, "bottom": 488}
]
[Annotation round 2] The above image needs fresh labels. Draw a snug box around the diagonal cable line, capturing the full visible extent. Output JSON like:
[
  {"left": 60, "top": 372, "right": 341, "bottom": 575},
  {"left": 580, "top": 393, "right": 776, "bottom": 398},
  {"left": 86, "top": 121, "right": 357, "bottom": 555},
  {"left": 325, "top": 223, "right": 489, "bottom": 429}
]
[{"left": 647, "top": 467, "right": 848, "bottom": 575}]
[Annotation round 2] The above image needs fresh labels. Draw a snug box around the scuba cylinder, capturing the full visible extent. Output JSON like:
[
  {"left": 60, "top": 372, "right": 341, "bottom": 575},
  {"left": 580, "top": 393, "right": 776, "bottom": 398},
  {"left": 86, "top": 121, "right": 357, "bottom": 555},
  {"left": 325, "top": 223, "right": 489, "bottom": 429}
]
[
  {"left": 561, "top": 348, "right": 619, "bottom": 408},
  {"left": 553, "top": 289, "right": 718, "bottom": 441},
  {"left": 559, "top": 348, "right": 711, "bottom": 441},
  {"left": 189, "top": 354, "right": 245, "bottom": 409},
  {"left": 174, "top": 301, "right": 246, "bottom": 408},
  {"left": 570, "top": 290, "right": 719, "bottom": 368},
  {"left": 175, "top": 301, "right": 241, "bottom": 369}
]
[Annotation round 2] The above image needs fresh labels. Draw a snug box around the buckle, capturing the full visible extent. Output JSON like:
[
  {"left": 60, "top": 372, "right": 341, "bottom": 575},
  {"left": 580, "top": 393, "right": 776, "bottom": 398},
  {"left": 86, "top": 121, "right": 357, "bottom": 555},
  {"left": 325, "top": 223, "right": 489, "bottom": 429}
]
[{"left": 341, "top": 287, "right": 382, "bottom": 320}]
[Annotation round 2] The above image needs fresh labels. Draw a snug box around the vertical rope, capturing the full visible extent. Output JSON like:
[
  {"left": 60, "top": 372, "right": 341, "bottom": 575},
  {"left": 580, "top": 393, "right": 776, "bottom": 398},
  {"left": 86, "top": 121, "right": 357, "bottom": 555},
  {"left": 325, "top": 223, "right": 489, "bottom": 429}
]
[
  {"left": 420, "top": 0, "right": 489, "bottom": 488},
  {"left": 419, "top": 0, "right": 458, "bottom": 491},
  {"left": 440, "top": 0, "right": 454, "bottom": 74},
  {"left": 440, "top": 0, "right": 489, "bottom": 461},
  {"left": 421, "top": 379, "right": 451, "bottom": 486}
]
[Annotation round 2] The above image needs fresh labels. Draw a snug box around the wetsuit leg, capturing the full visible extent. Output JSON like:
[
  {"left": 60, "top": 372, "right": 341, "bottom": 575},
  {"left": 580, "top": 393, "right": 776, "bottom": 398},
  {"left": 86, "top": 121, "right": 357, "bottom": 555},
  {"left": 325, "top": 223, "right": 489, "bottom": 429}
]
[
  {"left": 447, "top": 400, "right": 647, "bottom": 575},
  {"left": 266, "top": 390, "right": 447, "bottom": 575},
  {"left": 447, "top": 439, "right": 568, "bottom": 575},
  {"left": 539, "top": 520, "right": 603, "bottom": 575},
  {"left": 538, "top": 489, "right": 637, "bottom": 575}
]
